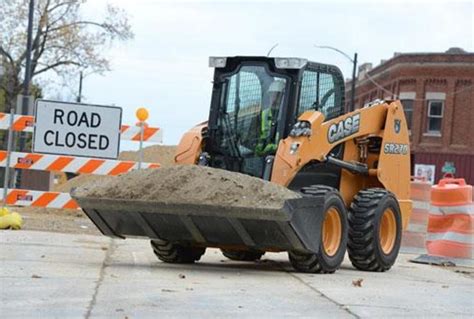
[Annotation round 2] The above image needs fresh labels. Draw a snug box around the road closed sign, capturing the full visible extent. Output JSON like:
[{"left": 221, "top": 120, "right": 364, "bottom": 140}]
[{"left": 33, "top": 100, "right": 122, "bottom": 159}]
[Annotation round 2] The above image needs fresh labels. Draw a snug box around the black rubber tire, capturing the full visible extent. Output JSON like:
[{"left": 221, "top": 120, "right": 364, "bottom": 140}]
[
  {"left": 221, "top": 249, "right": 265, "bottom": 261},
  {"left": 347, "top": 188, "right": 402, "bottom": 272},
  {"left": 288, "top": 185, "right": 348, "bottom": 274},
  {"left": 150, "top": 239, "right": 206, "bottom": 264}
]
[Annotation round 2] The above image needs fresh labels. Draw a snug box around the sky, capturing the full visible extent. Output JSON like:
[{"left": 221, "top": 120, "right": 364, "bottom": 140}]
[{"left": 73, "top": 0, "right": 473, "bottom": 149}]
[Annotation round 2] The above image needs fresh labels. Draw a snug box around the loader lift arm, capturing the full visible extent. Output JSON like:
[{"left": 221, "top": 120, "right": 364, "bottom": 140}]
[{"left": 272, "top": 101, "right": 412, "bottom": 229}]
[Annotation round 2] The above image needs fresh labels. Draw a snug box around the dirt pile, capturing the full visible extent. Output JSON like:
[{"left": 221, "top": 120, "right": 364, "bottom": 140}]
[
  {"left": 54, "top": 145, "right": 177, "bottom": 193},
  {"left": 74, "top": 165, "right": 300, "bottom": 209}
]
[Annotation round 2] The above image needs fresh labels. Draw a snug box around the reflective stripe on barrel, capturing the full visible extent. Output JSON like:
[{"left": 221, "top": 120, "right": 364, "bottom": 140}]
[{"left": 426, "top": 178, "right": 473, "bottom": 259}]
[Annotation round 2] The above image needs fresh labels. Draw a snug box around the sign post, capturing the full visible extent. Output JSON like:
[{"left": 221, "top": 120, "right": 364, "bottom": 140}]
[
  {"left": 33, "top": 100, "right": 122, "bottom": 159},
  {"left": 2, "top": 109, "right": 15, "bottom": 207},
  {"left": 136, "top": 107, "right": 149, "bottom": 170}
]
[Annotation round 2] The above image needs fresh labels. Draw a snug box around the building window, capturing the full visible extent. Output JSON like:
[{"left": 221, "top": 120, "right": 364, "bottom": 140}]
[
  {"left": 426, "top": 100, "right": 444, "bottom": 134},
  {"left": 400, "top": 99, "right": 414, "bottom": 130}
]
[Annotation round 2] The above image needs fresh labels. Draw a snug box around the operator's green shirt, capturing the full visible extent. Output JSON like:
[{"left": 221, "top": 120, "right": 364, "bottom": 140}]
[{"left": 255, "top": 108, "right": 278, "bottom": 156}]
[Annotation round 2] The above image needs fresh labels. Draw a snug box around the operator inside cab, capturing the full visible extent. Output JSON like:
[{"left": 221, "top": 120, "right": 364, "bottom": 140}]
[{"left": 255, "top": 79, "right": 285, "bottom": 156}]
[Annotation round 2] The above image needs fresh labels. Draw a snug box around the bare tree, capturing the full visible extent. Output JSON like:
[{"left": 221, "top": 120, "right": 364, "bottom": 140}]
[{"left": 0, "top": 0, "right": 133, "bottom": 111}]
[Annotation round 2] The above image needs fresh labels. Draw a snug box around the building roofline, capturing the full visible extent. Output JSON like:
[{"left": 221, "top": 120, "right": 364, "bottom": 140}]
[
  {"left": 346, "top": 50, "right": 474, "bottom": 86},
  {"left": 370, "top": 52, "right": 473, "bottom": 74}
]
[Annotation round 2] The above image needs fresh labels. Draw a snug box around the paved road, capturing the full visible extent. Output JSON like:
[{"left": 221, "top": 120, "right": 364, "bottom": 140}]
[{"left": 1, "top": 230, "right": 473, "bottom": 318}]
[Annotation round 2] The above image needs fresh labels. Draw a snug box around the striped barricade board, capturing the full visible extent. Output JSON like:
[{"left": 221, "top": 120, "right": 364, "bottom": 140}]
[
  {"left": 0, "top": 112, "right": 163, "bottom": 143},
  {"left": 0, "top": 150, "right": 160, "bottom": 175},
  {"left": 120, "top": 124, "right": 162, "bottom": 142},
  {"left": 0, "top": 188, "right": 79, "bottom": 210}
]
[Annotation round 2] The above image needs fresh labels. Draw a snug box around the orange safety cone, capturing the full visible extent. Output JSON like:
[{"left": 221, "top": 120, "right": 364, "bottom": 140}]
[
  {"left": 427, "top": 178, "right": 473, "bottom": 259},
  {"left": 411, "top": 178, "right": 473, "bottom": 267},
  {"left": 401, "top": 177, "right": 431, "bottom": 253}
]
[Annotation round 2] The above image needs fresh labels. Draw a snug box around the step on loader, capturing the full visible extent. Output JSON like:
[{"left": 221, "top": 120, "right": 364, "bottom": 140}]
[{"left": 73, "top": 56, "right": 412, "bottom": 273}]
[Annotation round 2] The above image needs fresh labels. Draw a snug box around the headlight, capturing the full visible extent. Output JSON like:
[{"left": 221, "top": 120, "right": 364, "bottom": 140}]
[
  {"left": 289, "top": 121, "right": 312, "bottom": 137},
  {"left": 274, "top": 57, "right": 308, "bottom": 69},
  {"left": 209, "top": 57, "right": 227, "bottom": 68}
]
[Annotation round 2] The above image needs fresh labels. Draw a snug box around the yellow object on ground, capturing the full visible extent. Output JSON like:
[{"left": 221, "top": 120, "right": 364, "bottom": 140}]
[
  {"left": 0, "top": 207, "right": 10, "bottom": 217},
  {"left": 0, "top": 208, "right": 23, "bottom": 230}
]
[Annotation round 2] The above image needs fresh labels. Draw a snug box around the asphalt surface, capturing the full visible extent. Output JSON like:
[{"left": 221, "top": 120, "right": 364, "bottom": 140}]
[{"left": 1, "top": 230, "right": 473, "bottom": 318}]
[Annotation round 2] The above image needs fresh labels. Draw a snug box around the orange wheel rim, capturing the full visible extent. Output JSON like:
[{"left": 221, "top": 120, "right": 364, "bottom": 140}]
[
  {"left": 379, "top": 208, "right": 396, "bottom": 254},
  {"left": 322, "top": 207, "right": 342, "bottom": 257}
]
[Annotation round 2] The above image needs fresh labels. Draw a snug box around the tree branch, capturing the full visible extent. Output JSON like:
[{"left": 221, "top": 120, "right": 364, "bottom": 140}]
[
  {"left": 16, "top": 0, "right": 50, "bottom": 67},
  {"left": 46, "top": 0, "right": 77, "bottom": 15},
  {"left": 0, "top": 46, "right": 15, "bottom": 65},
  {"left": 47, "top": 1, "right": 76, "bottom": 27},
  {"left": 33, "top": 60, "right": 81, "bottom": 76},
  {"left": 31, "top": 28, "right": 49, "bottom": 75},
  {"left": 1, "top": 0, "right": 132, "bottom": 97},
  {"left": 48, "top": 20, "right": 120, "bottom": 35}
]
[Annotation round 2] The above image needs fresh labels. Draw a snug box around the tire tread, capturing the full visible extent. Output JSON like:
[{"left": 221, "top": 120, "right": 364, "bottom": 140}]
[
  {"left": 288, "top": 185, "right": 346, "bottom": 274},
  {"left": 347, "top": 188, "right": 400, "bottom": 272},
  {"left": 151, "top": 239, "right": 205, "bottom": 264}
]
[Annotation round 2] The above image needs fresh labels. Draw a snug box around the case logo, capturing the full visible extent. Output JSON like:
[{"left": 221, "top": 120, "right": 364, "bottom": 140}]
[{"left": 328, "top": 114, "right": 360, "bottom": 143}]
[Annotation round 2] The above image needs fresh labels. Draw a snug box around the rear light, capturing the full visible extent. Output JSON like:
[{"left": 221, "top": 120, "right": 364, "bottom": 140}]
[
  {"left": 209, "top": 57, "right": 227, "bottom": 68},
  {"left": 274, "top": 57, "right": 308, "bottom": 69}
]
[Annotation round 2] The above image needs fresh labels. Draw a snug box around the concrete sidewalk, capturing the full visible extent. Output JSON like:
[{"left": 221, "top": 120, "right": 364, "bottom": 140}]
[{"left": 1, "top": 230, "right": 473, "bottom": 318}]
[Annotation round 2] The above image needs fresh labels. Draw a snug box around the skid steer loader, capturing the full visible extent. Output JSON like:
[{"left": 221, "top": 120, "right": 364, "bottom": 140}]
[{"left": 73, "top": 56, "right": 412, "bottom": 273}]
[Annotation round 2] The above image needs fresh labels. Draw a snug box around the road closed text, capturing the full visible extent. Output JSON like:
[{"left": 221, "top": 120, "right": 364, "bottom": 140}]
[
  {"left": 33, "top": 100, "right": 122, "bottom": 159},
  {"left": 43, "top": 109, "right": 110, "bottom": 150}
]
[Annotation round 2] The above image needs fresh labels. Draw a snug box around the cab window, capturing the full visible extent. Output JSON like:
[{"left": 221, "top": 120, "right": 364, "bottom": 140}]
[{"left": 298, "top": 70, "right": 343, "bottom": 121}]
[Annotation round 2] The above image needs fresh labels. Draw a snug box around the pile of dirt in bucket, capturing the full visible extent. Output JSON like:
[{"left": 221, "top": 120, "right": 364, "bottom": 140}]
[{"left": 74, "top": 165, "right": 301, "bottom": 209}]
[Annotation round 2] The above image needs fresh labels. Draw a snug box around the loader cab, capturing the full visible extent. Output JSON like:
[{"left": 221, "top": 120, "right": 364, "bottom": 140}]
[{"left": 205, "top": 56, "right": 345, "bottom": 179}]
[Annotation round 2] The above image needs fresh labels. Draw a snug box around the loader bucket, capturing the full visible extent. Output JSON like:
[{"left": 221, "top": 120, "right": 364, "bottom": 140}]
[{"left": 71, "top": 193, "right": 325, "bottom": 253}]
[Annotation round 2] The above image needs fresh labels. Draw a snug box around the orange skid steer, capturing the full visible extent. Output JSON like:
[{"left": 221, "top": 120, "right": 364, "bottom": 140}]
[{"left": 73, "top": 56, "right": 412, "bottom": 273}]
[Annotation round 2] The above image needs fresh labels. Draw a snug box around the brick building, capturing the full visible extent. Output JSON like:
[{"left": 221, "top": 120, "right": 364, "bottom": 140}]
[{"left": 345, "top": 48, "right": 474, "bottom": 184}]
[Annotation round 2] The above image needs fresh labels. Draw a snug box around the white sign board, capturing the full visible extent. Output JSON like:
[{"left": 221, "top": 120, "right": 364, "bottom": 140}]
[
  {"left": 414, "top": 164, "right": 436, "bottom": 185},
  {"left": 33, "top": 100, "right": 122, "bottom": 159}
]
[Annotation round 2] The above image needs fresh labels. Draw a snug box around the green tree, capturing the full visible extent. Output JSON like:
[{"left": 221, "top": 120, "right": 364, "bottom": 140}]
[{"left": 0, "top": 0, "right": 133, "bottom": 111}]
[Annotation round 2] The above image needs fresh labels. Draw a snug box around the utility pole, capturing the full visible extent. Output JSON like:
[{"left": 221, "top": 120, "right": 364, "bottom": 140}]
[
  {"left": 350, "top": 53, "right": 358, "bottom": 112},
  {"left": 77, "top": 71, "right": 83, "bottom": 103},
  {"left": 21, "top": 0, "right": 35, "bottom": 122},
  {"left": 16, "top": 0, "right": 35, "bottom": 188}
]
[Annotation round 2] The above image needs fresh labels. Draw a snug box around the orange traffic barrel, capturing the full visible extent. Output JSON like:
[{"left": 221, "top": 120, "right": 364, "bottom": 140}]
[
  {"left": 402, "top": 177, "right": 431, "bottom": 252},
  {"left": 426, "top": 178, "right": 473, "bottom": 259}
]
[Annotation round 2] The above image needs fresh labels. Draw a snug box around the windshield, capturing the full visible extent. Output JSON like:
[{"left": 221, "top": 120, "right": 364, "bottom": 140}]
[{"left": 216, "top": 64, "right": 288, "bottom": 176}]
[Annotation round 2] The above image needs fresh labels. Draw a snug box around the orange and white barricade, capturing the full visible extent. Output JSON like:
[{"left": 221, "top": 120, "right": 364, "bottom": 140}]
[
  {"left": 426, "top": 178, "right": 473, "bottom": 259},
  {"left": 0, "top": 107, "right": 163, "bottom": 212},
  {"left": 0, "top": 150, "right": 160, "bottom": 176},
  {"left": 0, "top": 112, "right": 163, "bottom": 143},
  {"left": 120, "top": 123, "right": 162, "bottom": 142},
  {"left": 402, "top": 177, "right": 431, "bottom": 253},
  {"left": 0, "top": 188, "right": 79, "bottom": 210}
]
